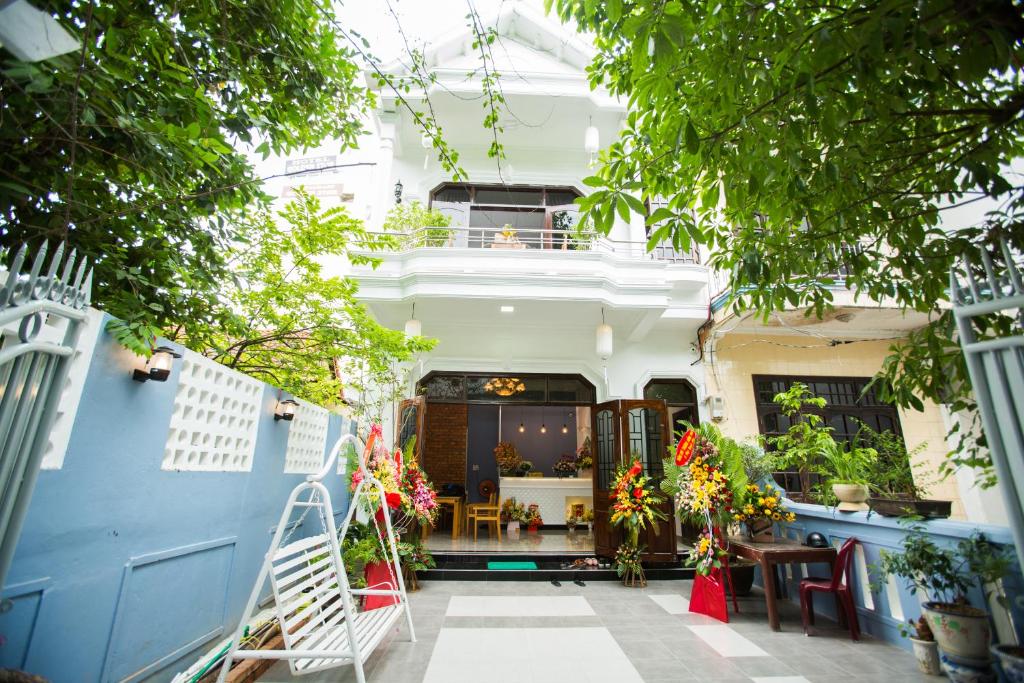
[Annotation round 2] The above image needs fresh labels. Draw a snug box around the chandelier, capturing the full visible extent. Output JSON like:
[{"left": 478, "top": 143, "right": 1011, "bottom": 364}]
[{"left": 484, "top": 377, "right": 526, "bottom": 397}]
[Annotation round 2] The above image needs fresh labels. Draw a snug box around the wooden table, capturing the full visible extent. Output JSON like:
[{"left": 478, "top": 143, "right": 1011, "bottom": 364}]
[
  {"left": 728, "top": 536, "right": 837, "bottom": 631},
  {"left": 435, "top": 496, "right": 462, "bottom": 539}
]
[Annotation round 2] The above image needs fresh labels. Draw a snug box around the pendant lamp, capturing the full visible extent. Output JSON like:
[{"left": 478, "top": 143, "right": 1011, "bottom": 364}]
[{"left": 596, "top": 307, "right": 613, "bottom": 360}]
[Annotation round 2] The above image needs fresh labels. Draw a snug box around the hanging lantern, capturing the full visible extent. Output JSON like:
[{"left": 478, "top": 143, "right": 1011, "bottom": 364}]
[
  {"left": 596, "top": 307, "right": 613, "bottom": 360},
  {"left": 404, "top": 302, "right": 421, "bottom": 337},
  {"left": 584, "top": 117, "right": 600, "bottom": 168}
]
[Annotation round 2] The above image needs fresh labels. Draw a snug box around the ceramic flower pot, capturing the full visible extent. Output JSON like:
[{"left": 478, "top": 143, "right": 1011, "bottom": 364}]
[
  {"left": 993, "top": 645, "right": 1024, "bottom": 682},
  {"left": 506, "top": 520, "right": 520, "bottom": 538},
  {"left": 910, "top": 637, "right": 941, "bottom": 675},
  {"left": 832, "top": 483, "right": 870, "bottom": 512},
  {"left": 923, "top": 601, "right": 991, "bottom": 660},
  {"left": 940, "top": 652, "right": 996, "bottom": 683}
]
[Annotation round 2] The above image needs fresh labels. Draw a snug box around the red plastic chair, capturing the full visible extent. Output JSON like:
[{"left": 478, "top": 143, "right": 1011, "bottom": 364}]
[{"left": 800, "top": 536, "right": 861, "bottom": 641}]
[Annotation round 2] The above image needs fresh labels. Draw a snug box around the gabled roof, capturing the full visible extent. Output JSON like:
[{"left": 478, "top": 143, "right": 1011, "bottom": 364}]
[{"left": 380, "top": 2, "right": 595, "bottom": 82}]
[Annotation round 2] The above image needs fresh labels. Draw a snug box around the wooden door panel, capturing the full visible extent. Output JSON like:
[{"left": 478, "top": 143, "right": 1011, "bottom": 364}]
[
  {"left": 619, "top": 400, "right": 677, "bottom": 562},
  {"left": 591, "top": 401, "right": 620, "bottom": 558}
]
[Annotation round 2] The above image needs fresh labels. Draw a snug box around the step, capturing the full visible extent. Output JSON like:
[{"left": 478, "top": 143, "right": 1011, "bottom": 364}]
[{"left": 420, "top": 552, "right": 695, "bottom": 582}]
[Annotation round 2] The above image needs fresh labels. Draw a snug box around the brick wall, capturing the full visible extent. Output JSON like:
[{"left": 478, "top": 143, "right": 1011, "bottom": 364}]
[{"left": 423, "top": 402, "right": 467, "bottom": 487}]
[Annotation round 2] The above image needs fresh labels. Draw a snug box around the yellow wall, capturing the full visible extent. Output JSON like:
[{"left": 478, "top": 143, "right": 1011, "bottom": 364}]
[{"left": 705, "top": 333, "right": 965, "bottom": 519}]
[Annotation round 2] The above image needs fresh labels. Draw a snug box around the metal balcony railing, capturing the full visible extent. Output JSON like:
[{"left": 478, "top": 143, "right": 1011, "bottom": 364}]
[{"left": 370, "top": 226, "right": 700, "bottom": 263}]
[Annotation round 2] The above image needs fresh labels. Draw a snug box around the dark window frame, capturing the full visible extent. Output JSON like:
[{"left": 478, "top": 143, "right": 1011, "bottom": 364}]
[
  {"left": 429, "top": 183, "right": 582, "bottom": 211},
  {"left": 752, "top": 374, "right": 904, "bottom": 494},
  {"left": 416, "top": 371, "right": 596, "bottom": 405},
  {"left": 644, "top": 378, "right": 701, "bottom": 435}
]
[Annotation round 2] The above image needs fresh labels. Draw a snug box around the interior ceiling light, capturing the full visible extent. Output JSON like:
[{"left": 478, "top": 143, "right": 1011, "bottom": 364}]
[
  {"left": 484, "top": 377, "right": 525, "bottom": 397},
  {"left": 500, "top": 305, "right": 515, "bottom": 313}
]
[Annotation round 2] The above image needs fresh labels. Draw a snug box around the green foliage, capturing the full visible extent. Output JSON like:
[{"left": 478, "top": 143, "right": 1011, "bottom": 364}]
[
  {"left": 168, "top": 190, "right": 434, "bottom": 407},
  {"left": 875, "top": 524, "right": 1012, "bottom": 607},
  {"left": 819, "top": 439, "right": 877, "bottom": 485},
  {"left": 549, "top": 0, "right": 1024, "bottom": 484},
  {"left": 382, "top": 201, "right": 453, "bottom": 247},
  {"left": 1, "top": 0, "right": 370, "bottom": 354},
  {"left": 767, "top": 383, "right": 834, "bottom": 495},
  {"left": 857, "top": 420, "right": 931, "bottom": 498},
  {"left": 341, "top": 521, "right": 386, "bottom": 589},
  {"left": 738, "top": 441, "right": 782, "bottom": 488}
]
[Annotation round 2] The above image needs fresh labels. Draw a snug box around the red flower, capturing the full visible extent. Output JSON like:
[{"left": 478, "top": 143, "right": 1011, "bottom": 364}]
[
  {"left": 632, "top": 487, "right": 643, "bottom": 499},
  {"left": 628, "top": 461, "right": 643, "bottom": 477},
  {"left": 385, "top": 492, "right": 402, "bottom": 509}
]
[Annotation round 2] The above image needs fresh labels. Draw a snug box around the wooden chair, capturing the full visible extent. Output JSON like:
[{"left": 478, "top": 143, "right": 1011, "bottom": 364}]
[
  {"left": 800, "top": 536, "right": 861, "bottom": 641},
  {"left": 464, "top": 490, "right": 497, "bottom": 535},
  {"left": 468, "top": 499, "right": 501, "bottom": 540}
]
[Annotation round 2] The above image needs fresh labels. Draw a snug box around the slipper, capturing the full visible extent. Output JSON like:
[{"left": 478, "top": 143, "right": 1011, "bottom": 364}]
[{"left": 550, "top": 578, "right": 562, "bottom": 587}]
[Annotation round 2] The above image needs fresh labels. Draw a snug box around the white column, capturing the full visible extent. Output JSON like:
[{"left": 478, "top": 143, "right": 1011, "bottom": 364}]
[{"left": 371, "top": 114, "right": 398, "bottom": 230}]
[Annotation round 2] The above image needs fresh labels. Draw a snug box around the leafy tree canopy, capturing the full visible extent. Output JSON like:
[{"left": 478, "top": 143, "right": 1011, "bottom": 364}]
[
  {"left": 550, "top": 0, "right": 1024, "bottom": 482},
  {"left": 1, "top": 0, "right": 369, "bottom": 352},
  {"left": 168, "top": 190, "right": 435, "bottom": 408}
]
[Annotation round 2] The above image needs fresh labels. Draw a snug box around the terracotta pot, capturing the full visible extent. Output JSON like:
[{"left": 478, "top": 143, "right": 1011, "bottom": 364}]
[
  {"left": 832, "top": 483, "right": 870, "bottom": 512},
  {"left": 992, "top": 644, "right": 1024, "bottom": 683},
  {"left": 923, "top": 601, "right": 991, "bottom": 660},
  {"left": 911, "top": 637, "right": 941, "bottom": 675}
]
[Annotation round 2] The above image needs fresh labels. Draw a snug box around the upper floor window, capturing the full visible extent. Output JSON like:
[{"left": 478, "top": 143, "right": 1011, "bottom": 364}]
[
  {"left": 644, "top": 379, "right": 700, "bottom": 436},
  {"left": 429, "top": 183, "right": 582, "bottom": 249}
]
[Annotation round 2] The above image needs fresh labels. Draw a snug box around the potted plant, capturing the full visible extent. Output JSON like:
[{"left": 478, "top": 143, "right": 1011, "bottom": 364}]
[
  {"left": 517, "top": 460, "right": 533, "bottom": 477},
  {"left": 860, "top": 423, "right": 952, "bottom": 519},
  {"left": 819, "top": 438, "right": 877, "bottom": 511},
  {"left": 577, "top": 437, "right": 594, "bottom": 476},
  {"left": 766, "top": 383, "right": 835, "bottom": 502},
  {"left": 733, "top": 482, "right": 796, "bottom": 542},
  {"left": 877, "top": 524, "right": 1012, "bottom": 661},
  {"left": 397, "top": 540, "right": 436, "bottom": 592},
  {"left": 992, "top": 644, "right": 1024, "bottom": 683},
  {"left": 901, "top": 615, "right": 941, "bottom": 675},
  {"left": 553, "top": 452, "right": 578, "bottom": 478},
  {"left": 526, "top": 503, "right": 543, "bottom": 532},
  {"left": 583, "top": 508, "right": 594, "bottom": 532},
  {"left": 494, "top": 441, "right": 522, "bottom": 477}
]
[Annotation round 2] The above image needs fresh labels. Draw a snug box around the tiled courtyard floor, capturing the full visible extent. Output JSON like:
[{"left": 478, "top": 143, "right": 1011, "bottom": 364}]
[{"left": 262, "top": 580, "right": 937, "bottom": 683}]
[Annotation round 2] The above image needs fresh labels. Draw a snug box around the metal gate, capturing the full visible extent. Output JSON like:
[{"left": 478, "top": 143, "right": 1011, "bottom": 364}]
[
  {"left": 0, "top": 243, "right": 92, "bottom": 592},
  {"left": 950, "top": 236, "right": 1024, "bottom": 570}
]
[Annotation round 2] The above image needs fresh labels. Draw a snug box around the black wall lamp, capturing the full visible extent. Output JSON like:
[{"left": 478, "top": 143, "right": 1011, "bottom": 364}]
[
  {"left": 275, "top": 398, "right": 299, "bottom": 421},
  {"left": 132, "top": 346, "right": 181, "bottom": 382},
  {"left": 394, "top": 179, "right": 403, "bottom": 204}
]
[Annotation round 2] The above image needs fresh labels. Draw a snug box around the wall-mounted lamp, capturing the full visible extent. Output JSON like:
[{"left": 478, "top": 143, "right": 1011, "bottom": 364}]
[
  {"left": 275, "top": 398, "right": 299, "bottom": 421},
  {"left": 394, "top": 179, "right": 404, "bottom": 204},
  {"left": 132, "top": 346, "right": 181, "bottom": 382}
]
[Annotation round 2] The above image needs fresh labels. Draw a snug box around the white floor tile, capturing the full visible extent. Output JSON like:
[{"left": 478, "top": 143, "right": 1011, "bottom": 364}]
[
  {"left": 750, "top": 678, "right": 812, "bottom": 683},
  {"left": 687, "top": 624, "right": 769, "bottom": 657},
  {"left": 445, "top": 595, "right": 595, "bottom": 617},
  {"left": 647, "top": 593, "right": 689, "bottom": 614},
  {"left": 423, "top": 627, "right": 643, "bottom": 683}
]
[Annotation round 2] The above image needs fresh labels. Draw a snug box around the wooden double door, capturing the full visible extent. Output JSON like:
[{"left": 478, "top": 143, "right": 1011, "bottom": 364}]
[{"left": 591, "top": 400, "right": 677, "bottom": 562}]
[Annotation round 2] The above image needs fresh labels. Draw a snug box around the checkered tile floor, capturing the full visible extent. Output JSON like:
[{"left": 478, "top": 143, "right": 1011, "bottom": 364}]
[{"left": 262, "top": 580, "right": 937, "bottom": 682}]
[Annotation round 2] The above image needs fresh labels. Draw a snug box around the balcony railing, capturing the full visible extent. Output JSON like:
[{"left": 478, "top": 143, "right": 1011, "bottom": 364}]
[{"left": 371, "top": 226, "right": 700, "bottom": 263}]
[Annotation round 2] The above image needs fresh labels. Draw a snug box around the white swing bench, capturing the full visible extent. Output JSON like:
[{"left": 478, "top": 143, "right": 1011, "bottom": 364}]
[{"left": 216, "top": 433, "right": 415, "bottom": 682}]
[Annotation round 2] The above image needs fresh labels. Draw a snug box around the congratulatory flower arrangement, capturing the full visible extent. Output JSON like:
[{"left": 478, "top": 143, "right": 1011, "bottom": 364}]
[{"left": 609, "top": 459, "right": 666, "bottom": 586}]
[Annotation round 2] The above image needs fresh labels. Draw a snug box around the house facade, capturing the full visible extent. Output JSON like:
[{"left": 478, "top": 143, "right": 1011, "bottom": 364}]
[{"left": 274, "top": 4, "right": 1002, "bottom": 525}]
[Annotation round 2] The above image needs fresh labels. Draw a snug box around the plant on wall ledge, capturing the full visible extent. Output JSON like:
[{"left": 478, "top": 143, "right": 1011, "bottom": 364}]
[
  {"left": 766, "top": 383, "right": 834, "bottom": 501},
  {"left": 494, "top": 441, "right": 522, "bottom": 476},
  {"left": 382, "top": 201, "right": 453, "bottom": 248}
]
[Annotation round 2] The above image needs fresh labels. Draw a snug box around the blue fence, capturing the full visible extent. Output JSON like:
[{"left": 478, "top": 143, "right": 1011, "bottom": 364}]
[
  {"left": 0, "top": 314, "right": 356, "bottom": 682},
  {"left": 764, "top": 503, "right": 1023, "bottom": 651}
]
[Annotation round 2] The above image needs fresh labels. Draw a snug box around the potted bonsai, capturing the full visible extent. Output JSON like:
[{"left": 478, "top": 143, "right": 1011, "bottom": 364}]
[
  {"left": 819, "top": 438, "right": 876, "bottom": 511},
  {"left": 877, "top": 524, "right": 1012, "bottom": 662},
  {"left": 904, "top": 615, "right": 941, "bottom": 675},
  {"left": 860, "top": 423, "right": 952, "bottom": 519},
  {"left": 766, "top": 383, "right": 835, "bottom": 502}
]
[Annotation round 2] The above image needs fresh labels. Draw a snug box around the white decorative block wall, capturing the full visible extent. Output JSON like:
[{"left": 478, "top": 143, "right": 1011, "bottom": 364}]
[
  {"left": 284, "top": 400, "right": 330, "bottom": 474},
  {"left": 162, "top": 351, "right": 262, "bottom": 472},
  {"left": 41, "top": 308, "right": 105, "bottom": 469}
]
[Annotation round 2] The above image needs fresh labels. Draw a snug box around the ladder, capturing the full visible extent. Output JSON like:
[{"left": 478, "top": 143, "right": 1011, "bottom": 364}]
[{"left": 216, "top": 433, "right": 415, "bottom": 682}]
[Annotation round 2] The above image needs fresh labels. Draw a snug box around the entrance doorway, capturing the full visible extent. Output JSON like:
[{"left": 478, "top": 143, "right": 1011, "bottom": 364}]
[{"left": 591, "top": 400, "right": 677, "bottom": 562}]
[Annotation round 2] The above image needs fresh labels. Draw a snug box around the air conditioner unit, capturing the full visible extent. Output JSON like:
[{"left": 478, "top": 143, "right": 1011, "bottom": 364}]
[{"left": 707, "top": 395, "right": 725, "bottom": 421}]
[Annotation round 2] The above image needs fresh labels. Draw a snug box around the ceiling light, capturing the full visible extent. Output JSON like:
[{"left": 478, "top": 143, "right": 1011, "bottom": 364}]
[{"left": 500, "top": 305, "right": 515, "bottom": 313}]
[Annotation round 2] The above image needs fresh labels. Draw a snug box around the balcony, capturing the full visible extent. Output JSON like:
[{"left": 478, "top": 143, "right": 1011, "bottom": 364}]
[{"left": 375, "top": 225, "right": 700, "bottom": 263}]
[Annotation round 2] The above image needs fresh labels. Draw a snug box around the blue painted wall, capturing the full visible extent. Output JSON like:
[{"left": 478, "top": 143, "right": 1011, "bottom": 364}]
[
  {"left": 0, "top": 315, "right": 356, "bottom": 682},
  {"left": 758, "top": 503, "right": 1023, "bottom": 652}
]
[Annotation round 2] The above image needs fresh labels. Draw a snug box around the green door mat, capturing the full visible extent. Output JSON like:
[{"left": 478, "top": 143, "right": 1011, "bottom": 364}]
[{"left": 487, "top": 561, "right": 537, "bottom": 570}]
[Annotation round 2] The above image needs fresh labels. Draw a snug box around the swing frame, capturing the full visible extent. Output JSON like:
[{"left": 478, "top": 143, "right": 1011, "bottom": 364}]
[{"left": 216, "top": 433, "right": 416, "bottom": 683}]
